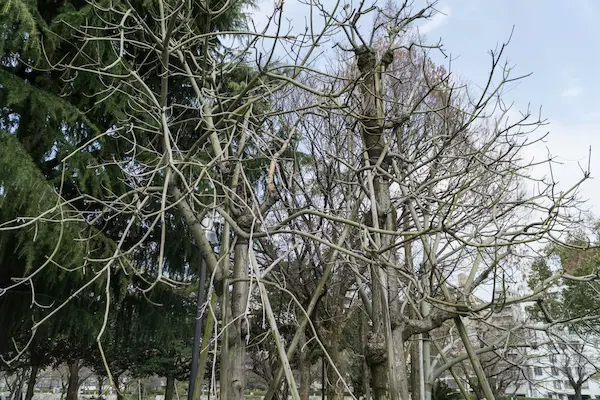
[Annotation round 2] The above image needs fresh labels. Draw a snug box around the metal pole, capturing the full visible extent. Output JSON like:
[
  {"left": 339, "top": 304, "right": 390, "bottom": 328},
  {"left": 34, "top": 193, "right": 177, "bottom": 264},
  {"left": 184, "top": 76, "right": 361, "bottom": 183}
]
[
  {"left": 322, "top": 357, "right": 326, "bottom": 400},
  {"left": 188, "top": 258, "right": 207, "bottom": 400}
]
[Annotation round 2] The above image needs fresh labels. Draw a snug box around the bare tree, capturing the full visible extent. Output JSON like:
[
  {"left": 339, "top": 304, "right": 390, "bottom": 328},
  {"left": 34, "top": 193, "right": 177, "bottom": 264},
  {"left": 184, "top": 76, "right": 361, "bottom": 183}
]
[
  {"left": 531, "top": 331, "right": 600, "bottom": 400},
  {"left": 1, "top": 1, "right": 593, "bottom": 400}
]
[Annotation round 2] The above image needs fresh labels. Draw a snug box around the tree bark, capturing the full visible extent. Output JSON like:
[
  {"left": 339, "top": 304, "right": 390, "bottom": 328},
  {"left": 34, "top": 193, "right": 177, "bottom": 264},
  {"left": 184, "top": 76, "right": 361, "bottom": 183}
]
[
  {"left": 360, "top": 312, "right": 373, "bottom": 400},
  {"left": 392, "top": 330, "right": 410, "bottom": 400},
  {"left": 326, "top": 337, "right": 345, "bottom": 400},
  {"left": 164, "top": 375, "right": 175, "bottom": 400},
  {"left": 574, "top": 386, "right": 582, "bottom": 400},
  {"left": 299, "top": 330, "right": 311, "bottom": 400},
  {"left": 66, "top": 362, "right": 80, "bottom": 400},
  {"left": 411, "top": 338, "right": 421, "bottom": 400},
  {"left": 323, "top": 323, "right": 346, "bottom": 400},
  {"left": 218, "top": 226, "right": 231, "bottom": 400},
  {"left": 356, "top": 46, "right": 398, "bottom": 400},
  {"left": 192, "top": 292, "right": 216, "bottom": 400},
  {"left": 227, "top": 237, "right": 250, "bottom": 400},
  {"left": 25, "top": 365, "right": 39, "bottom": 400}
]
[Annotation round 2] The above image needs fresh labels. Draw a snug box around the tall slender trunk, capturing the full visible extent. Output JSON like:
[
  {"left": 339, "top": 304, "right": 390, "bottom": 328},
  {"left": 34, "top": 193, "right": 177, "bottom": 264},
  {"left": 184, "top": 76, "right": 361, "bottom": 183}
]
[
  {"left": 10, "top": 369, "right": 26, "bottom": 400},
  {"left": 363, "top": 358, "right": 372, "bottom": 400},
  {"left": 219, "top": 225, "right": 232, "bottom": 400},
  {"left": 411, "top": 339, "right": 421, "bottom": 400},
  {"left": 405, "top": 214, "right": 420, "bottom": 400},
  {"left": 66, "top": 362, "right": 80, "bottom": 400},
  {"left": 227, "top": 237, "right": 250, "bottom": 400},
  {"left": 356, "top": 45, "right": 398, "bottom": 400},
  {"left": 97, "top": 377, "right": 104, "bottom": 398},
  {"left": 360, "top": 312, "right": 373, "bottom": 400},
  {"left": 454, "top": 317, "right": 495, "bottom": 400},
  {"left": 192, "top": 292, "right": 216, "bottom": 400},
  {"left": 164, "top": 375, "right": 175, "bottom": 400},
  {"left": 470, "top": 384, "right": 484, "bottom": 400},
  {"left": 299, "top": 330, "right": 311, "bottom": 400},
  {"left": 392, "top": 331, "right": 410, "bottom": 400},
  {"left": 188, "top": 259, "right": 207, "bottom": 400},
  {"left": 170, "top": 189, "right": 228, "bottom": 400},
  {"left": 114, "top": 375, "right": 123, "bottom": 400},
  {"left": 422, "top": 331, "right": 432, "bottom": 400},
  {"left": 25, "top": 365, "right": 39, "bottom": 400},
  {"left": 326, "top": 331, "right": 345, "bottom": 400}
]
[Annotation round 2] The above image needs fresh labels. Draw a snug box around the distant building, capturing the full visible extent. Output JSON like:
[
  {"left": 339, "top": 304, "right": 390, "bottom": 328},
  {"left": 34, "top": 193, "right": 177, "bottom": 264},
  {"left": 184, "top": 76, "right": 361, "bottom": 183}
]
[{"left": 440, "top": 278, "right": 600, "bottom": 400}]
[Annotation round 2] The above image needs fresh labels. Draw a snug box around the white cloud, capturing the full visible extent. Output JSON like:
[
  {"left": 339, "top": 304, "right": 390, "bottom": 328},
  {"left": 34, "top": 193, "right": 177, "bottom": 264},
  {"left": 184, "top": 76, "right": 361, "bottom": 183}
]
[
  {"left": 418, "top": 6, "right": 451, "bottom": 35},
  {"left": 561, "top": 86, "right": 583, "bottom": 98}
]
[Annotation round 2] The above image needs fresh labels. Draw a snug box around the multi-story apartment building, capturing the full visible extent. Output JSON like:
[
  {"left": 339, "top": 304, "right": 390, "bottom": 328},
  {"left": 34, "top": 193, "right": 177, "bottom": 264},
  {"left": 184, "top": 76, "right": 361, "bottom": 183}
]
[
  {"left": 440, "top": 278, "right": 600, "bottom": 400},
  {"left": 509, "top": 328, "right": 600, "bottom": 400}
]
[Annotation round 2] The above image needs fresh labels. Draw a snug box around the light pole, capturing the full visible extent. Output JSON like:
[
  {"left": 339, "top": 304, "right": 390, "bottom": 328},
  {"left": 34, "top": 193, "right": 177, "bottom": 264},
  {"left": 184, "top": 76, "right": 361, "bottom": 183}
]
[{"left": 188, "top": 229, "right": 219, "bottom": 400}]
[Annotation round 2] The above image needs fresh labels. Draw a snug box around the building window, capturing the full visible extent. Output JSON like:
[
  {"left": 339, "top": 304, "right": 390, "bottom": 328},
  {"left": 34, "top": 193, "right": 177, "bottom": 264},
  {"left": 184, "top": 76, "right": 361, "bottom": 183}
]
[
  {"left": 552, "top": 366, "right": 559, "bottom": 376},
  {"left": 554, "top": 381, "right": 562, "bottom": 389},
  {"left": 583, "top": 381, "right": 589, "bottom": 389},
  {"left": 535, "top": 366, "right": 543, "bottom": 375},
  {"left": 550, "top": 354, "right": 557, "bottom": 363}
]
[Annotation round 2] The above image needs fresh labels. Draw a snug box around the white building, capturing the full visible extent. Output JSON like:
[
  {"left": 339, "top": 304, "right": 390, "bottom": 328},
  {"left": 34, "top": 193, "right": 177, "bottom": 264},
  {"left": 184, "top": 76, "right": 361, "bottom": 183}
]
[
  {"left": 511, "top": 328, "right": 600, "bottom": 400},
  {"left": 440, "top": 282, "right": 600, "bottom": 400}
]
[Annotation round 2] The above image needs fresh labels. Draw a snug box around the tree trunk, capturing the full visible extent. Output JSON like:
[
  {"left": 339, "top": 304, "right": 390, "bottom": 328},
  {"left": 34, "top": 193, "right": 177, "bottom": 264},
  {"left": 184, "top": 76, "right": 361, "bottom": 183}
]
[
  {"left": 422, "top": 332, "right": 432, "bottom": 400},
  {"left": 358, "top": 311, "right": 372, "bottom": 400},
  {"left": 574, "top": 386, "right": 582, "bottom": 400},
  {"left": 326, "top": 339, "right": 345, "bottom": 400},
  {"left": 227, "top": 237, "right": 250, "bottom": 400},
  {"left": 454, "top": 317, "right": 495, "bottom": 400},
  {"left": 218, "top": 227, "right": 231, "bottom": 400},
  {"left": 463, "top": 364, "right": 482, "bottom": 400},
  {"left": 474, "top": 386, "right": 485, "bottom": 400},
  {"left": 97, "top": 376, "right": 104, "bottom": 398},
  {"left": 25, "top": 365, "right": 39, "bottom": 400},
  {"left": 411, "top": 338, "right": 421, "bottom": 400},
  {"left": 355, "top": 44, "right": 399, "bottom": 400},
  {"left": 363, "top": 358, "right": 372, "bottom": 400},
  {"left": 299, "top": 330, "right": 311, "bottom": 400},
  {"left": 392, "top": 330, "right": 410, "bottom": 400},
  {"left": 193, "top": 292, "right": 216, "bottom": 400},
  {"left": 10, "top": 369, "right": 26, "bottom": 400},
  {"left": 114, "top": 375, "right": 123, "bottom": 400},
  {"left": 164, "top": 375, "right": 175, "bottom": 400},
  {"left": 66, "top": 362, "right": 80, "bottom": 400}
]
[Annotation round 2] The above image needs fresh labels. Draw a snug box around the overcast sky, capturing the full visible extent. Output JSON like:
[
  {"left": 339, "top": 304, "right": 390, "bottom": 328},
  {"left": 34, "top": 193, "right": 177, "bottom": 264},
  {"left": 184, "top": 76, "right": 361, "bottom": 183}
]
[{"left": 251, "top": 0, "right": 599, "bottom": 216}]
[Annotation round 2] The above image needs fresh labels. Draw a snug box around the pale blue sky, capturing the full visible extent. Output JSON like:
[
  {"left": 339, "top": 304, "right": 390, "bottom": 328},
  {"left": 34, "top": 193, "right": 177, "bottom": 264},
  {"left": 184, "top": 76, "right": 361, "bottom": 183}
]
[
  {"left": 422, "top": 0, "right": 598, "bottom": 126},
  {"left": 252, "top": 0, "right": 600, "bottom": 213},
  {"left": 418, "top": 0, "right": 600, "bottom": 213}
]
